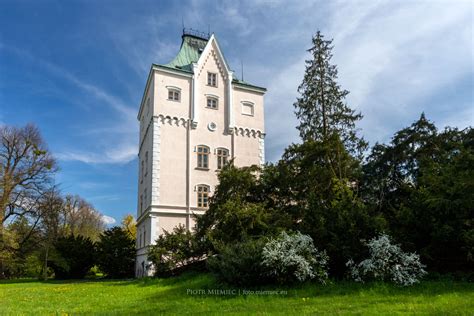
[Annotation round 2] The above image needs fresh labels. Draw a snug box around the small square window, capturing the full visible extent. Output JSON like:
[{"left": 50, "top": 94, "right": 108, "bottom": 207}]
[
  {"left": 242, "top": 102, "right": 254, "bottom": 116},
  {"left": 206, "top": 97, "right": 218, "bottom": 109},
  {"left": 207, "top": 72, "right": 217, "bottom": 87},
  {"left": 168, "top": 89, "right": 180, "bottom": 101}
]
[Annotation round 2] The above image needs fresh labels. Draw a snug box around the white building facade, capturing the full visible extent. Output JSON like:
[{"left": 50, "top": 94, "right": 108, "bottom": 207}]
[{"left": 136, "top": 31, "right": 266, "bottom": 277}]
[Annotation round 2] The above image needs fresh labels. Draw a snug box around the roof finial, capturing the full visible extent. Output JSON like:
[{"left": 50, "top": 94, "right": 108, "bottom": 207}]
[
  {"left": 182, "top": 17, "right": 185, "bottom": 34},
  {"left": 208, "top": 24, "right": 211, "bottom": 37},
  {"left": 241, "top": 59, "right": 244, "bottom": 81}
]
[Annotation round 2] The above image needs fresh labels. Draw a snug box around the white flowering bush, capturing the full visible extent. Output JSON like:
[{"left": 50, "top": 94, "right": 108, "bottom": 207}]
[
  {"left": 261, "top": 231, "right": 329, "bottom": 284},
  {"left": 346, "top": 234, "right": 427, "bottom": 286}
]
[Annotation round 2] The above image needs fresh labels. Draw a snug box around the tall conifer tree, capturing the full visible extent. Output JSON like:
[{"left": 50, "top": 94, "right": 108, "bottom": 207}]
[{"left": 294, "top": 31, "right": 366, "bottom": 157}]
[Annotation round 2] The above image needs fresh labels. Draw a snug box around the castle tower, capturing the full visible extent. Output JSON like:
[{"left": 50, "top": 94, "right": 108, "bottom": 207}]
[{"left": 135, "top": 30, "right": 266, "bottom": 277}]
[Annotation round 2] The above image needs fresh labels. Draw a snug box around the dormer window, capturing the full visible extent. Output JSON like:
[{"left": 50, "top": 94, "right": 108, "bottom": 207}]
[
  {"left": 206, "top": 96, "right": 218, "bottom": 109},
  {"left": 207, "top": 72, "right": 217, "bottom": 87},
  {"left": 242, "top": 101, "right": 254, "bottom": 116},
  {"left": 167, "top": 86, "right": 181, "bottom": 102}
]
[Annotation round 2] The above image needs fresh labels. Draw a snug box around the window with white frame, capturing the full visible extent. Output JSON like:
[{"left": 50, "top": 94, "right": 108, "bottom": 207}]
[
  {"left": 242, "top": 102, "right": 254, "bottom": 116},
  {"left": 206, "top": 97, "right": 218, "bottom": 109},
  {"left": 216, "top": 148, "right": 229, "bottom": 170},
  {"left": 207, "top": 72, "right": 217, "bottom": 87},
  {"left": 197, "top": 185, "right": 210, "bottom": 208},
  {"left": 167, "top": 88, "right": 180, "bottom": 101},
  {"left": 196, "top": 145, "right": 210, "bottom": 169}
]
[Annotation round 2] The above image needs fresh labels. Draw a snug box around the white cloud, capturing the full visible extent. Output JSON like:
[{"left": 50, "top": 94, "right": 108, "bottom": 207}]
[
  {"left": 1, "top": 44, "right": 139, "bottom": 165},
  {"left": 56, "top": 142, "right": 137, "bottom": 164},
  {"left": 251, "top": 0, "right": 473, "bottom": 159},
  {"left": 101, "top": 215, "right": 116, "bottom": 225}
]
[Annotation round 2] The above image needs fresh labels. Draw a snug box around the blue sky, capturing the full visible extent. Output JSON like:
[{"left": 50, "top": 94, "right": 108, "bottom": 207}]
[{"left": 1, "top": 0, "right": 472, "bottom": 225}]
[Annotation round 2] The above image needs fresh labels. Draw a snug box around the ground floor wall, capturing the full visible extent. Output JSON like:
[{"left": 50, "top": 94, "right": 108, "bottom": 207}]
[{"left": 135, "top": 207, "right": 200, "bottom": 277}]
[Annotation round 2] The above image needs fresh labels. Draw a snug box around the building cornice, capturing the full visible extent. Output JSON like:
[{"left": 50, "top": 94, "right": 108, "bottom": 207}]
[{"left": 232, "top": 82, "right": 267, "bottom": 94}]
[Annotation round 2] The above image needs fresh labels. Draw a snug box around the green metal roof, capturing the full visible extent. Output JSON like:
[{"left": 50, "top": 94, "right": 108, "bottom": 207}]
[
  {"left": 164, "top": 34, "right": 208, "bottom": 72},
  {"left": 232, "top": 78, "right": 266, "bottom": 92},
  {"left": 157, "top": 33, "right": 266, "bottom": 93}
]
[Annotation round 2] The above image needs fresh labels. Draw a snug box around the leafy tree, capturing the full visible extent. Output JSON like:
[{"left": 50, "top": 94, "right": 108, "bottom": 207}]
[
  {"left": 49, "top": 235, "right": 96, "bottom": 279},
  {"left": 148, "top": 224, "right": 204, "bottom": 276},
  {"left": 195, "top": 163, "right": 274, "bottom": 249},
  {"left": 362, "top": 114, "right": 474, "bottom": 273},
  {"left": 121, "top": 214, "right": 136, "bottom": 239},
  {"left": 61, "top": 195, "right": 104, "bottom": 242},
  {"left": 96, "top": 227, "right": 135, "bottom": 278},
  {"left": 0, "top": 124, "right": 57, "bottom": 277},
  {"left": 207, "top": 237, "right": 269, "bottom": 286}
]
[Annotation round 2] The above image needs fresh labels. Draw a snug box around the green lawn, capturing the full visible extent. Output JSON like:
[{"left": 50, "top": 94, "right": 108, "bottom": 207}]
[{"left": 0, "top": 273, "right": 472, "bottom": 315}]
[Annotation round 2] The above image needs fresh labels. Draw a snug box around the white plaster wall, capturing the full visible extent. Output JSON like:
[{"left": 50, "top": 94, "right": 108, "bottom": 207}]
[{"left": 154, "top": 71, "right": 191, "bottom": 119}]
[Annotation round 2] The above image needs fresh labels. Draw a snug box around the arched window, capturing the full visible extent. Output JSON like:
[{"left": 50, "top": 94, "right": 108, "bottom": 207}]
[
  {"left": 197, "top": 185, "right": 210, "bottom": 208},
  {"left": 216, "top": 148, "right": 229, "bottom": 170},
  {"left": 241, "top": 101, "right": 254, "bottom": 116},
  {"left": 196, "top": 145, "right": 210, "bottom": 169},
  {"left": 167, "top": 86, "right": 181, "bottom": 102}
]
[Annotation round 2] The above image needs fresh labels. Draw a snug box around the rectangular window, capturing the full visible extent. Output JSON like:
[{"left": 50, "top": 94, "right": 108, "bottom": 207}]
[
  {"left": 206, "top": 97, "right": 218, "bottom": 109},
  {"left": 207, "top": 72, "right": 217, "bottom": 87},
  {"left": 242, "top": 102, "right": 254, "bottom": 116},
  {"left": 197, "top": 145, "right": 210, "bottom": 169},
  {"left": 141, "top": 160, "right": 144, "bottom": 183},
  {"left": 217, "top": 148, "right": 229, "bottom": 170},
  {"left": 197, "top": 185, "right": 209, "bottom": 208},
  {"left": 168, "top": 89, "right": 180, "bottom": 101}
]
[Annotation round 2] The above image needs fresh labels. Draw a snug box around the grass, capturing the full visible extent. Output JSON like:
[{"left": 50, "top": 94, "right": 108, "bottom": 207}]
[{"left": 0, "top": 273, "right": 473, "bottom": 315}]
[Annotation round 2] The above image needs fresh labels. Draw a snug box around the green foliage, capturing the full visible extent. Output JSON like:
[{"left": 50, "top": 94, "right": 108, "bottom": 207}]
[
  {"left": 294, "top": 31, "right": 366, "bottom": 156},
  {"left": 195, "top": 163, "right": 274, "bottom": 250},
  {"left": 207, "top": 238, "right": 269, "bottom": 286},
  {"left": 96, "top": 227, "right": 135, "bottom": 278},
  {"left": 362, "top": 114, "right": 474, "bottom": 273},
  {"left": 49, "top": 235, "right": 96, "bottom": 279},
  {"left": 148, "top": 225, "right": 204, "bottom": 276}
]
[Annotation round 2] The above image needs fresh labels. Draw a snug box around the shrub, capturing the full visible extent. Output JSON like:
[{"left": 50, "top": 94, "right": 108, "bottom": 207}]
[
  {"left": 262, "top": 231, "right": 329, "bottom": 284},
  {"left": 207, "top": 238, "right": 269, "bottom": 286},
  {"left": 96, "top": 227, "right": 135, "bottom": 278},
  {"left": 346, "top": 234, "right": 427, "bottom": 286},
  {"left": 49, "top": 235, "right": 96, "bottom": 279},
  {"left": 148, "top": 225, "right": 204, "bottom": 277}
]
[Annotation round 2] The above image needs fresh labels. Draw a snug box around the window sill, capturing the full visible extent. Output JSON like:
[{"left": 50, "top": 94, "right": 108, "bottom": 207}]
[
  {"left": 242, "top": 113, "right": 254, "bottom": 117},
  {"left": 206, "top": 84, "right": 218, "bottom": 88},
  {"left": 167, "top": 99, "right": 181, "bottom": 102},
  {"left": 205, "top": 107, "right": 219, "bottom": 110},
  {"left": 195, "top": 167, "right": 210, "bottom": 171}
]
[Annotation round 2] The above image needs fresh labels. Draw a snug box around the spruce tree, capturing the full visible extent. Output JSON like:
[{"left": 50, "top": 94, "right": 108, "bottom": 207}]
[{"left": 294, "top": 31, "right": 366, "bottom": 157}]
